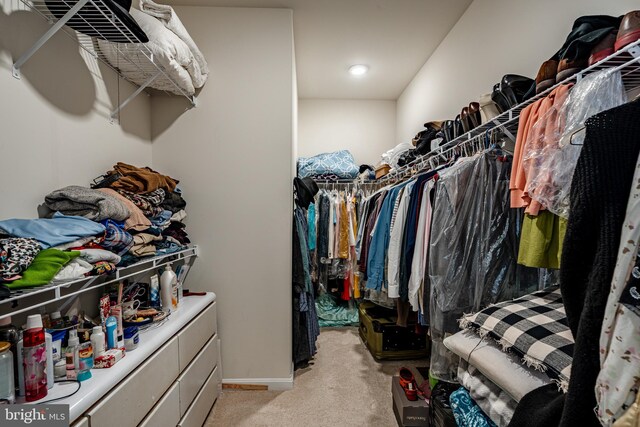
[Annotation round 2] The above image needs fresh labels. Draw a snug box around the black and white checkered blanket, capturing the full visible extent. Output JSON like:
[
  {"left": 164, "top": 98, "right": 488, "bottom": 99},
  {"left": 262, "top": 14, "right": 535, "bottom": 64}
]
[{"left": 459, "top": 286, "right": 574, "bottom": 391}]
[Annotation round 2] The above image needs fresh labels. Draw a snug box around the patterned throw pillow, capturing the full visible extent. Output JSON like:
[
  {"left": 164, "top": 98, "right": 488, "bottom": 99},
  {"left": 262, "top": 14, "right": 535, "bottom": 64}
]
[{"left": 297, "top": 150, "right": 358, "bottom": 180}]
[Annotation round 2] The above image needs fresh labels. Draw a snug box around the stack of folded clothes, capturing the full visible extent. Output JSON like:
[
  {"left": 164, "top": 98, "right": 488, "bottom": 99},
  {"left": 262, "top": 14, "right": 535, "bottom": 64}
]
[
  {"left": 443, "top": 287, "right": 574, "bottom": 427},
  {"left": 0, "top": 162, "right": 191, "bottom": 292}
]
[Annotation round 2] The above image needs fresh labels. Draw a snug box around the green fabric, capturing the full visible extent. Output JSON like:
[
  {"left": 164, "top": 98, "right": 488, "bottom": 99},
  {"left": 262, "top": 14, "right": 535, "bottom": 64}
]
[
  {"left": 7, "top": 249, "right": 80, "bottom": 289},
  {"left": 518, "top": 211, "right": 567, "bottom": 269},
  {"left": 316, "top": 293, "right": 359, "bottom": 327}
]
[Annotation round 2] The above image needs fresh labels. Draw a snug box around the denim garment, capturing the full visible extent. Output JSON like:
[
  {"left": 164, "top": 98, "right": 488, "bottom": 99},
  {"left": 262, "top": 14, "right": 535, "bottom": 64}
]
[{"left": 366, "top": 185, "right": 405, "bottom": 291}]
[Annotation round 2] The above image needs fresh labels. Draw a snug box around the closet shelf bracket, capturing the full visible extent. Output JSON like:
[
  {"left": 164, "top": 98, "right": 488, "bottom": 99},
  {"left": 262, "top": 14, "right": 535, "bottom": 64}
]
[
  {"left": 110, "top": 70, "right": 162, "bottom": 122},
  {"left": 11, "top": 0, "right": 90, "bottom": 79}
]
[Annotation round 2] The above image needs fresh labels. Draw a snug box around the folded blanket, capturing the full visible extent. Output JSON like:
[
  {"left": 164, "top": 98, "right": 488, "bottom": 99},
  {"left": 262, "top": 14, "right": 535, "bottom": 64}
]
[
  {"left": 444, "top": 330, "right": 551, "bottom": 402},
  {"left": 0, "top": 213, "right": 106, "bottom": 249},
  {"left": 7, "top": 249, "right": 80, "bottom": 289},
  {"left": 459, "top": 286, "right": 573, "bottom": 392},
  {"left": 458, "top": 360, "right": 517, "bottom": 427},
  {"left": 108, "top": 162, "right": 178, "bottom": 194},
  {"left": 97, "top": 188, "right": 151, "bottom": 231},
  {"left": 138, "top": 0, "right": 209, "bottom": 87},
  {"left": 45, "top": 186, "right": 129, "bottom": 222},
  {"left": 449, "top": 387, "right": 497, "bottom": 427},
  {"left": 130, "top": 233, "right": 162, "bottom": 257},
  {"left": 0, "top": 238, "right": 41, "bottom": 281}
]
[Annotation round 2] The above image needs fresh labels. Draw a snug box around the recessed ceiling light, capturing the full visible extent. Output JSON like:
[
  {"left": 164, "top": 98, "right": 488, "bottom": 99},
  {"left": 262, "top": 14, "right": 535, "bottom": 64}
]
[{"left": 349, "top": 64, "right": 369, "bottom": 76}]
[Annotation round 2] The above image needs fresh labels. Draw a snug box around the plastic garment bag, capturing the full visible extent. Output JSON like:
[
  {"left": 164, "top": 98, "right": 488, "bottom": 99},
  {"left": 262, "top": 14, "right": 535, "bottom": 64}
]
[
  {"left": 428, "top": 151, "right": 537, "bottom": 381},
  {"left": 523, "top": 70, "right": 627, "bottom": 218}
]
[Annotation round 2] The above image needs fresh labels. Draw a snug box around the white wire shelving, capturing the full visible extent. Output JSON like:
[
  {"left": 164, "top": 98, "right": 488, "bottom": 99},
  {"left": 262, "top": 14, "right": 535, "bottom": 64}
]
[
  {"left": 11, "top": 0, "right": 197, "bottom": 120},
  {"left": 378, "top": 37, "right": 640, "bottom": 185},
  {"left": 0, "top": 246, "right": 199, "bottom": 320}
]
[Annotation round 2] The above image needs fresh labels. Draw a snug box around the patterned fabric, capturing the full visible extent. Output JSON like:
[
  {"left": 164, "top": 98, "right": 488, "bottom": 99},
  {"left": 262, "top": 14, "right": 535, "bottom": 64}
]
[
  {"left": 297, "top": 150, "right": 359, "bottom": 180},
  {"left": 0, "top": 238, "right": 41, "bottom": 281},
  {"left": 597, "top": 153, "right": 640, "bottom": 426},
  {"left": 117, "top": 188, "right": 166, "bottom": 217},
  {"left": 458, "top": 360, "right": 517, "bottom": 427},
  {"left": 450, "top": 386, "right": 497, "bottom": 427},
  {"left": 100, "top": 220, "right": 134, "bottom": 256},
  {"left": 89, "top": 261, "right": 117, "bottom": 276},
  {"left": 460, "top": 287, "right": 574, "bottom": 391}
]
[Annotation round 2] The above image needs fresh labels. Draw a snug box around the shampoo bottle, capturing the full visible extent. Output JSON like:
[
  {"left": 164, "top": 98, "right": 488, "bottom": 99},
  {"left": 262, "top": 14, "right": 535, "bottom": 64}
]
[
  {"left": 160, "top": 265, "right": 176, "bottom": 312},
  {"left": 23, "top": 315, "right": 47, "bottom": 401},
  {"left": 91, "top": 326, "right": 105, "bottom": 358}
]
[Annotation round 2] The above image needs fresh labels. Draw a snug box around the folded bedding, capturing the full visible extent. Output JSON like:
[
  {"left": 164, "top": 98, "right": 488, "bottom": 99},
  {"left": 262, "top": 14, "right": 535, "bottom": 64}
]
[
  {"left": 139, "top": 0, "right": 209, "bottom": 87},
  {"left": 0, "top": 213, "right": 106, "bottom": 249},
  {"left": 297, "top": 150, "right": 359, "bottom": 180},
  {"left": 459, "top": 286, "right": 573, "bottom": 392},
  {"left": 458, "top": 360, "right": 517, "bottom": 427},
  {"left": 97, "top": 8, "right": 205, "bottom": 96},
  {"left": 0, "top": 238, "right": 41, "bottom": 281},
  {"left": 45, "top": 186, "right": 129, "bottom": 222},
  {"left": 444, "top": 330, "right": 551, "bottom": 402}
]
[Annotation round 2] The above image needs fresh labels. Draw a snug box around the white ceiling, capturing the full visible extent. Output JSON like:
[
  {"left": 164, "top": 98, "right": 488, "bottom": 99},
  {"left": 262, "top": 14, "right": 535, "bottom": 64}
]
[{"left": 165, "top": 0, "right": 472, "bottom": 100}]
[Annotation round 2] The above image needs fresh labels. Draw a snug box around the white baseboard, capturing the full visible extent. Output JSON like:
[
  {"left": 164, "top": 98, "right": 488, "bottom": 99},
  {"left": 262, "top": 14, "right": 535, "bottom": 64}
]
[{"left": 222, "top": 375, "right": 294, "bottom": 391}]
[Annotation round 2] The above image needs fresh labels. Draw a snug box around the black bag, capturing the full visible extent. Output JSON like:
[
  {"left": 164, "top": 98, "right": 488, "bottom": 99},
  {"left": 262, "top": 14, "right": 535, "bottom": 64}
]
[{"left": 429, "top": 381, "right": 459, "bottom": 427}]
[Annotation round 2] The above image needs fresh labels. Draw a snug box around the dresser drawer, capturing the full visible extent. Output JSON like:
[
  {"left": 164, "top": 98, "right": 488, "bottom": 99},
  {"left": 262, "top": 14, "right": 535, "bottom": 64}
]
[
  {"left": 88, "top": 336, "right": 180, "bottom": 426},
  {"left": 139, "top": 382, "right": 180, "bottom": 427},
  {"left": 178, "top": 366, "right": 220, "bottom": 427},
  {"left": 178, "top": 301, "right": 217, "bottom": 371},
  {"left": 178, "top": 335, "right": 219, "bottom": 416}
]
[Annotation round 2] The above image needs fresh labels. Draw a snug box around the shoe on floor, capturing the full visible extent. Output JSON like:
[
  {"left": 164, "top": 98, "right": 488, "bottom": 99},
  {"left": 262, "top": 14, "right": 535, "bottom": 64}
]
[{"left": 399, "top": 367, "right": 419, "bottom": 401}]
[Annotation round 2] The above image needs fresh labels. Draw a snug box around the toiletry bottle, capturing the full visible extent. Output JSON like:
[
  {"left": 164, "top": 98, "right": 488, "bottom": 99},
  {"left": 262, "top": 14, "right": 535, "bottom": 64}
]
[
  {"left": 123, "top": 326, "right": 139, "bottom": 352},
  {"left": 161, "top": 265, "right": 177, "bottom": 312},
  {"left": 49, "top": 311, "right": 63, "bottom": 329},
  {"left": 150, "top": 275, "right": 160, "bottom": 308},
  {"left": 91, "top": 326, "right": 105, "bottom": 358},
  {"left": 45, "top": 332, "right": 54, "bottom": 389},
  {"left": 23, "top": 314, "right": 47, "bottom": 402},
  {"left": 0, "top": 341, "right": 15, "bottom": 404},
  {"left": 0, "top": 317, "right": 19, "bottom": 395},
  {"left": 76, "top": 342, "right": 93, "bottom": 382},
  {"left": 105, "top": 316, "right": 118, "bottom": 350},
  {"left": 66, "top": 329, "right": 79, "bottom": 380}
]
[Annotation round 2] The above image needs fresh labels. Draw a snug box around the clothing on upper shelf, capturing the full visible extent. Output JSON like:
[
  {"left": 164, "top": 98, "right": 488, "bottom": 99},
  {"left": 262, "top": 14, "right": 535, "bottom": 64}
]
[
  {"left": 45, "top": 185, "right": 130, "bottom": 222},
  {"left": 118, "top": 188, "right": 166, "bottom": 218},
  {"left": 97, "top": 188, "right": 152, "bottom": 231},
  {"left": 105, "top": 162, "right": 178, "bottom": 194},
  {"left": 0, "top": 213, "right": 106, "bottom": 249},
  {"left": 0, "top": 238, "right": 41, "bottom": 282},
  {"left": 6, "top": 249, "right": 80, "bottom": 289}
]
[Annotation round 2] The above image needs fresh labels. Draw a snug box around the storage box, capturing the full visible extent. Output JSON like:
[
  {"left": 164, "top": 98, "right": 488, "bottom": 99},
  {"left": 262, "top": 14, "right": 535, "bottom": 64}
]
[
  {"left": 392, "top": 375, "right": 430, "bottom": 427},
  {"left": 359, "top": 302, "right": 430, "bottom": 361}
]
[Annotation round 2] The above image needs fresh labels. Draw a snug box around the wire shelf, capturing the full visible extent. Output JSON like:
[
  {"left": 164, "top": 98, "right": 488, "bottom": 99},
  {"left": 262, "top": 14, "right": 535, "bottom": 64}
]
[
  {"left": 13, "top": 0, "right": 197, "bottom": 118},
  {"left": 378, "top": 37, "right": 640, "bottom": 184},
  {"left": 0, "top": 246, "right": 198, "bottom": 319}
]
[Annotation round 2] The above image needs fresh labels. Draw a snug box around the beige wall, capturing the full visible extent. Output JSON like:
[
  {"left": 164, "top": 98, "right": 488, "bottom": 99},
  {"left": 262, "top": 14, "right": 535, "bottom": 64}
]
[
  {"left": 0, "top": 1, "right": 152, "bottom": 219},
  {"left": 396, "top": 0, "right": 635, "bottom": 144},
  {"left": 298, "top": 99, "right": 396, "bottom": 166},
  {"left": 151, "top": 7, "right": 295, "bottom": 385}
]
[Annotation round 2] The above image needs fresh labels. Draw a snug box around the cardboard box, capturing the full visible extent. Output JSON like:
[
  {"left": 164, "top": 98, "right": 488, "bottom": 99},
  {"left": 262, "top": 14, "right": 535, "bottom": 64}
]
[{"left": 391, "top": 375, "right": 430, "bottom": 427}]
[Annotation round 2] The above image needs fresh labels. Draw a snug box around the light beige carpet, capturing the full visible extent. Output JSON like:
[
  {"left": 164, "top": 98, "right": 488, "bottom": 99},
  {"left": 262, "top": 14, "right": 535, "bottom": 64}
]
[{"left": 206, "top": 327, "right": 426, "bottom": 427}]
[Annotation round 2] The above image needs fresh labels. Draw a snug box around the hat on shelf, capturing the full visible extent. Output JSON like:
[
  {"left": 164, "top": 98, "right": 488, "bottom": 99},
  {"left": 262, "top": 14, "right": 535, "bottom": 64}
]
[
  {"left": 45, "top": 0, "right": 149, "bottom": 43},
  {"left": 294, "top": 177, "right": 319, "bottom": 209}
]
